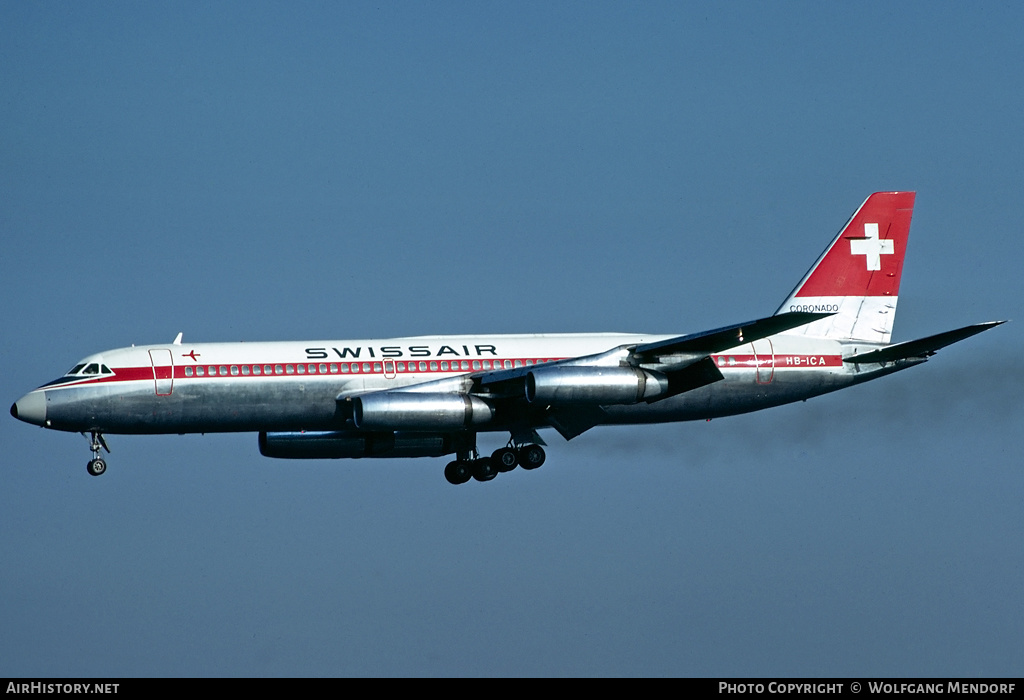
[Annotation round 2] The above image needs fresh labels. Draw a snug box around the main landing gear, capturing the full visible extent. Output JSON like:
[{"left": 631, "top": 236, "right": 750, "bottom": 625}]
[
  {"left": 84, "top": 431, "right": 110, "bottom": 476},
  {"left": 444, "top": 441, "right": 546, "bottom": 485}
]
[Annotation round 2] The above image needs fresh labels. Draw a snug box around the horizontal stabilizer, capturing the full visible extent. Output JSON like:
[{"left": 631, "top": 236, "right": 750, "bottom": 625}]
[
  {"left": 844, "top": 321, "right": 1006, "bottom": 364},
  {"left": 633, "top": 311, "right": 832, "bottom": 361}
]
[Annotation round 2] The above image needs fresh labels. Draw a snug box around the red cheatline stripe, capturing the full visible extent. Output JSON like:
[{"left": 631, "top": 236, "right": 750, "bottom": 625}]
[
  {"left": 51, "top": 358, "right": 567, "bottom": 385},
  {"left": 49, "top": 353, "right": 845, "bottom": 389},
  {"left": 714, "top": 354, "right": 843, "bottom": 368}
]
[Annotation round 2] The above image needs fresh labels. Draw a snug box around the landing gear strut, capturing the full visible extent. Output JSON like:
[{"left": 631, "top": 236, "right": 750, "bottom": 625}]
[
  {"left": 84, "top": 431, "right": 109, "bottom": 477},
  {"left": 443, "top": 437, "right": 545, "bottom": 485}
]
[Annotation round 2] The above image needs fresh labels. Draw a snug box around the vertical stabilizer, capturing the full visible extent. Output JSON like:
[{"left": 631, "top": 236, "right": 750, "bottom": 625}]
[{"left": 774, "top": 191, "right": 916, "bottom": 343}]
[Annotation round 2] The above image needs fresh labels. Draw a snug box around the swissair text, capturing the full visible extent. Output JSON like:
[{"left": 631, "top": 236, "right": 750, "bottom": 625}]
[{"left": 305, "top": 345, "right": 498, "bottom": 360}]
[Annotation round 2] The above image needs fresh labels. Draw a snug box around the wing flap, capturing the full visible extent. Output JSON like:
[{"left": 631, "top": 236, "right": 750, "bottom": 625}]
[
  {"left": 654, "top": 356, "right": 725, "bottom": 402},
  {"left": 546, "top": 406, "right": 608, "bottom": 441}
]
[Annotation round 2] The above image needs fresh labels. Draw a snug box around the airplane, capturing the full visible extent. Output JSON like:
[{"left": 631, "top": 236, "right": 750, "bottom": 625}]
[{"left": 11, "top": 192, "right": 1005, "bottom": 484}]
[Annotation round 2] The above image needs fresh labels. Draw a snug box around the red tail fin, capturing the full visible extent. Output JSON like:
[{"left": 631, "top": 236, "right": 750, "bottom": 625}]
[{"left": 775, "top": 192, "right": 916, "bottom": 343}]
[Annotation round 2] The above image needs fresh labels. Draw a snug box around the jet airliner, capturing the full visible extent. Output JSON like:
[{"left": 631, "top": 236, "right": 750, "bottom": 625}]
[{"left": 11, "top": 192, "right": 1004, "bottom": 484}]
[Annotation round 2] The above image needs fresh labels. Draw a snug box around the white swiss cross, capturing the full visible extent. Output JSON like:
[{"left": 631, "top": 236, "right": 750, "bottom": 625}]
[{"left": 849, "top": 223, "right": 894, "bottom": 271}]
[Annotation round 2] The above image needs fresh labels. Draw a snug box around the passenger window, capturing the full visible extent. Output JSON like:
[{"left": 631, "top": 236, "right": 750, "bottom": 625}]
[
  {"left": 241, "top": 366, "right": 250, "bottom": 376},
  {"left": 230, "top": 366, "right": 239, "bottom": 376},
  {"left": 196, "top": 366, "right": 205, "bottom": 377},
  {"left": 473, "top": 360, "right": 481, "bottom": 370},
  {"left": 185, "top": 367, "right": 193, "bottom": 377},
  {"left": 319, "top": 364, "right": 328, "bottom": 374},
  {"left": 286, "top": 365, "right": 295, "bottom": 374},
  {"left": 429, "top": 362, "right": 437, "bottom": 371},
  {"left": 219, "top": 366, "right": 228, "bottom": 376},
  {"left": 252, "top": 365, "right": 261, "bottom": 375},
  {"left": 275, "top": 365, "right": 284, "bottom": 375},
  {"left": 296, "top": 365, "right": 306, "bottom": 375}
]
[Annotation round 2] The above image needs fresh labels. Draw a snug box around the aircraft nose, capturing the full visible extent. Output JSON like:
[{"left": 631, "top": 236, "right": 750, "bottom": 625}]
[{"left": 11, "top": 391, "right": 47, "bottom": 427}]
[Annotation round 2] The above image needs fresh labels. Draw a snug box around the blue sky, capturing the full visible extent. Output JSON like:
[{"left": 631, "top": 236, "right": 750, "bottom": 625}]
[{"left": 2, "top": 2, "right": 1021, "bottom": 677}]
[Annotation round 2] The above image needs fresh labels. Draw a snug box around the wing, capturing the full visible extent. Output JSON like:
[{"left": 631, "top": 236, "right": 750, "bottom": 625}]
[
  {"left": 334, "top": 311, "right": 833, "bottom": 441},
  {"left": 631, "top": 312, "right": 831, "bottom": 363},
  {"left": 476, "top": 311, "right": 832, "bottom": 387}
]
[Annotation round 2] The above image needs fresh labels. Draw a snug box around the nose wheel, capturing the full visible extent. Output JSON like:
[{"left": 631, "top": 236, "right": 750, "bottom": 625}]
[{"left": 84, "top": 432, "right": 110, "bottom": 477}]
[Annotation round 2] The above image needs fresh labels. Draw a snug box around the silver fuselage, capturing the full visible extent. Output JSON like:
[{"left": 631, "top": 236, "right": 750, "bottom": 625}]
[{"left": 12, "top": 332, "right": 907, "bottom": 437}]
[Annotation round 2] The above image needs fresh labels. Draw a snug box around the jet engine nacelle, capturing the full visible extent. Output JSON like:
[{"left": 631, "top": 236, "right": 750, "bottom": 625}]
[
  {"left": 525, "top": 365, "right": 669, "bottom": 405},
  {"left": 259, "top": 430, "right": 456, "bottom": 459},
  {"left": 352, "top": 391, "right": 495, "bottom": 430}
]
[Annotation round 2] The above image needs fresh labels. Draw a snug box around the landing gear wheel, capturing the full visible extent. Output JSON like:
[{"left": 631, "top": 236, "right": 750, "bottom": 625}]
[
  {"left": 492, "top": 447, "right": 519, "bottom": 472},
  {"left": 445, "top": 460, "right": 472, "bottom": 485},
  {"left": 472, "top": 457, "right": 498, "bottom": 482},
  {"left": 517, "top": 444, "right": 546, "bottom": 470},
  {"left": 83, "top": 432, "right": 110, "bottom": 477}
]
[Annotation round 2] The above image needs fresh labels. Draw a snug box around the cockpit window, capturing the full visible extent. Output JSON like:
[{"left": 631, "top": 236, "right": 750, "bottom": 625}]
[{"left": 44, "top": 362, "right": 112, "bottom": 388}]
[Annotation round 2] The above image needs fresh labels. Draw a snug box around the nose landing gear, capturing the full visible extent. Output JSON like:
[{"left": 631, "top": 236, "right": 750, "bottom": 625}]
[{"left": 84, "top": 432, "right": 110, "bottom": 476}]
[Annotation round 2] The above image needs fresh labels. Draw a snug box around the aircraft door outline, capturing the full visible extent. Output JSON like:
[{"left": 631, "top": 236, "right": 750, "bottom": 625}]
[{"left": 149, "top": 349, "right": 174, "bottom": 396}]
